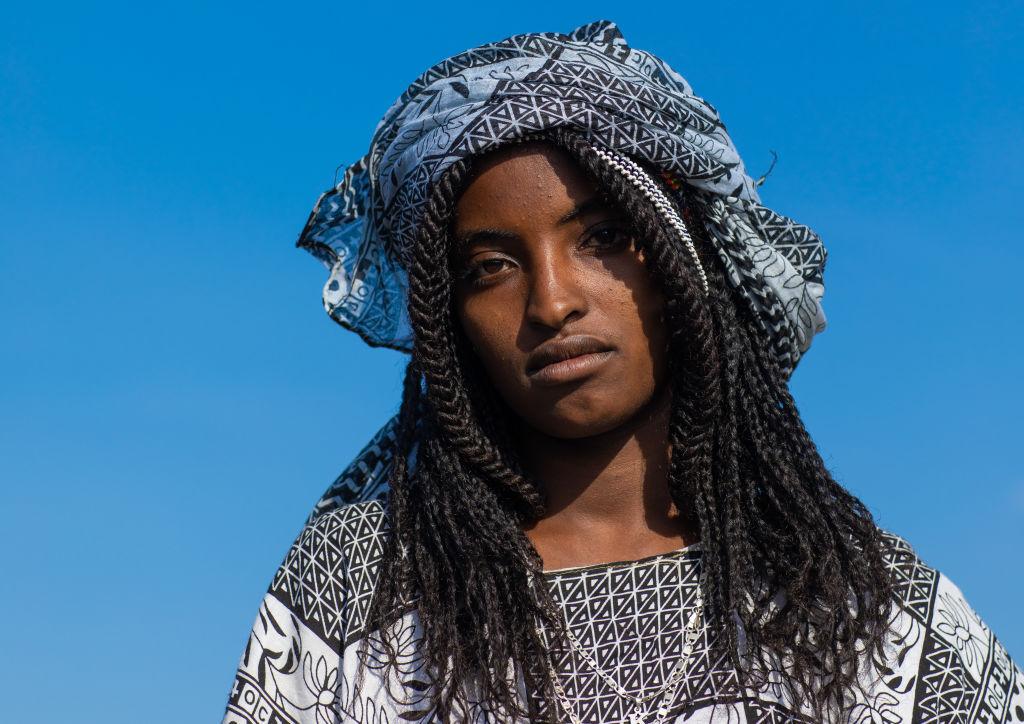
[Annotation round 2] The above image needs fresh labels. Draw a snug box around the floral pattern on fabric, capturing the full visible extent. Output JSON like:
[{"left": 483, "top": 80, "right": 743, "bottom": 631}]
[{"left": 223, "top": 442, "right": 1024, "bottom": 723}]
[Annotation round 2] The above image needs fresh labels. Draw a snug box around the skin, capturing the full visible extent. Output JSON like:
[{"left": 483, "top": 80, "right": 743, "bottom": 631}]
[{"left": 450, "top": 142, "right": 697, "bottom": 571}]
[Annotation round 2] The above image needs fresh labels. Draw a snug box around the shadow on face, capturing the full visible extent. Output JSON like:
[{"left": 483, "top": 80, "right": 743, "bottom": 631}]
[{"left": 450, "top": 142, "right": 670, "bottom": 440}]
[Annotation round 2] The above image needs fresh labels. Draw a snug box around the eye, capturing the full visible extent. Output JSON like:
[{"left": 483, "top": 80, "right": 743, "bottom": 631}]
[
  {"left": 460, "top": 254, "right": 516, "bottom": 286},
  {"left": 581, "top": 223, "right": 633, "bottom": 253},
  {"left": 479, "top": 258, "right": 510, "bottom": 275}
]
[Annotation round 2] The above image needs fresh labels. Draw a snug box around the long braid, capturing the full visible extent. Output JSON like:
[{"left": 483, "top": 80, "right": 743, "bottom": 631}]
[
  {"left": 362, "top": 128, "right": 894, "bottom": 721},
  {"left": 363, "top": 156, "right": 558, "bottom": 721},
  {"left": 691, "top": 190, "right": 892, "bottom": 710},
  {"left": 406, "top": 158, "right": 544, "bottom": 520}
]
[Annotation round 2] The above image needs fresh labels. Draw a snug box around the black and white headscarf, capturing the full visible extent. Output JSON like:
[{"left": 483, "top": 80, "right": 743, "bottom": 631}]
[{"left": 296, "top": 19, "right": 827, "bottom": 376}]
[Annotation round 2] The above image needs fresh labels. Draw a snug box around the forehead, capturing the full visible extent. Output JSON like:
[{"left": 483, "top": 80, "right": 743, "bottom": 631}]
[{"left": 452, "top": 143, "right": 607, "bottom": 228}]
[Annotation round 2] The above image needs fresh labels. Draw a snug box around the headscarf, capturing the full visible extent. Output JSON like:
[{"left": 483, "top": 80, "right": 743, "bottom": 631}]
[{"left": 296, "top": 20, "right": 827, "bottom": 377}]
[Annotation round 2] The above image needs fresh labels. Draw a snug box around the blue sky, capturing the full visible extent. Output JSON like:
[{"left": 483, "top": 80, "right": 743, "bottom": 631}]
[{"left": 1, "top": 2, "right": 1021, "bottom": 721}]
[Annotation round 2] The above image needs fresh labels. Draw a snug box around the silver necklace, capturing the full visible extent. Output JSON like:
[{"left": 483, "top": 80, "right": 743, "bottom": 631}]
[{"left": 537, "top": 576, "right": 705, "bottom": 724}]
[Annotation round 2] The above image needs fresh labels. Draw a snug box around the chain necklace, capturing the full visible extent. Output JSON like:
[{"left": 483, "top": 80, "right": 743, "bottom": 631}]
[{"left": 536, "top": 576, "right": 705, "bottom": 724}]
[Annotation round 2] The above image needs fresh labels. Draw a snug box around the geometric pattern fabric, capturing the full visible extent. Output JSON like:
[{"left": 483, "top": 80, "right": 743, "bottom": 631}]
[
  {"left": 225, "top": 488, "right": 1024, "bottom": 723},
  {"left": 297, "top": 20, "right": 827, "bottom": 377}
]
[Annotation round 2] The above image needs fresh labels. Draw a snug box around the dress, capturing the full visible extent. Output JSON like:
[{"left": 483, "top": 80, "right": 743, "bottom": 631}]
[{"left": 223, "top": 428, "right": 1024, "bottom": 723}]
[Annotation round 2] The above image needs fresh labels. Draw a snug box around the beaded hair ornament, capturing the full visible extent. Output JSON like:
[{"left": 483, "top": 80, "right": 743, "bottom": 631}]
[{"left": 591, "top": 146, "right": 709, "bottom": 296}]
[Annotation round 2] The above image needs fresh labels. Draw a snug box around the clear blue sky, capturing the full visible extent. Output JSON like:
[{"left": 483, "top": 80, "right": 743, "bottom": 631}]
[{"left": 2, "top": 2, "right": 1021, "bottom": 721}]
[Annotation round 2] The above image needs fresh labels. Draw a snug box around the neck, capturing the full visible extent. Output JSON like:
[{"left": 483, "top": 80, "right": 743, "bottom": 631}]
[{"left": 517, "top": 386, "right": 697, "bottom": 570}]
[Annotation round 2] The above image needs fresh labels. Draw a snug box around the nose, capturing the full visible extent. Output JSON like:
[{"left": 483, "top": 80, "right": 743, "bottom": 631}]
[{"left": 524, "top": 245, "right": 588, "bottom": 331}]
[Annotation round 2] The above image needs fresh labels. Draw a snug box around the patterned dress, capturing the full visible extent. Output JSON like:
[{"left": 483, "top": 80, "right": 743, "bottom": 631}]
[
  {"left": 223, "top": 431, "right": 1024, "bottom": 723},
  {"left": 224, "top": 497, "right": 1024, "bottom": 724}
]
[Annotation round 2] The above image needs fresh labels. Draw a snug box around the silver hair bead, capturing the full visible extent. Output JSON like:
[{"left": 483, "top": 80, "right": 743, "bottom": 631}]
[{"left": 590, "top": 146, "right": 710, "bottom": 296}]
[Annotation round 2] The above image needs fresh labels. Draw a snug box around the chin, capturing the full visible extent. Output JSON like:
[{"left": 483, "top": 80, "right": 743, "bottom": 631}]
[{"left": 525, "top": 400, "right": 642, "bottom": 440}]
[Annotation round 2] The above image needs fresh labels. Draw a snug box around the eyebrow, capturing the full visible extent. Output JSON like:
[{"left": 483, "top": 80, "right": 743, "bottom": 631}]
[
  {"left": 453, "top": 196, "right": 614, "bottom": 248},
  {"left": 557, "top": 196, "right": 609, "bottom": 225}
]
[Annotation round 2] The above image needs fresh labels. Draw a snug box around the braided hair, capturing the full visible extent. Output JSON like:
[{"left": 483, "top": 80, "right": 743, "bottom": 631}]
[{"left": 360, "top": 127, "right": 895, "bottom": 721}]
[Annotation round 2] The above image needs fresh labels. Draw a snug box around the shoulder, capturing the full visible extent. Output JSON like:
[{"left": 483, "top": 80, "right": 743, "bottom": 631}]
[
  {"left": 306, "top": 417, "right": 398, "bottom": 522},
  {"left": 224, "top": 500, "right": 396, "bottom": 724},
  {"left": 873, "top": 530, "right": 1024, "bottom": 721},
  {"left": 268, "top": 498, "right": 391, "bottom": 649},
  {"left": 876, "top": 530, "right": 942, "bottom": 623}
]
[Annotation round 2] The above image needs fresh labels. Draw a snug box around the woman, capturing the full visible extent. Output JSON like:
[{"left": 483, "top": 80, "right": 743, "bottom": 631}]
[{"left": 223, "top": 21, "right": 1023, "bottom": 723}]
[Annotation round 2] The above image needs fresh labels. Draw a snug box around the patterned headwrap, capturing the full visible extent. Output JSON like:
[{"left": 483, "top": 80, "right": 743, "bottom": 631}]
[{"left": 297, "top": 20, "right": 827, "bottom": 376}]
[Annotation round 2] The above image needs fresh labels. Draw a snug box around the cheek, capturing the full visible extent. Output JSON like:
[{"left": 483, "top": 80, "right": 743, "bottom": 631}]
[
  {"left": 637, "top": 285, "right": 669, "bottom": 374},
  {"left": 623, "top": 301, "right": 667, "bottom": 392},
  {"left": 604, "top": 262, "right": 668, "bottom": 383},
  {"left": 455, "top": 297, "right": 524, "bottom": 392}
]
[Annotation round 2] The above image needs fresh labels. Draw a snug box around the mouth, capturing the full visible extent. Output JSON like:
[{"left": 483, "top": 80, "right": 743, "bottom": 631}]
[{"left": 525, "top": 335, "right": 616, "bottom": 386}]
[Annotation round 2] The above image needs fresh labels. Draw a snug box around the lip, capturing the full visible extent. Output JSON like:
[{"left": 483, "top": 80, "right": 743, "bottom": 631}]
[{"left": 526, "top": 335, "right": 616, "bottom": 386}]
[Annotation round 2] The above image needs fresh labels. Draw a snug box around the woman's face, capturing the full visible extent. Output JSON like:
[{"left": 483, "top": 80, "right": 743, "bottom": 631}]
[{"left": 450, "top": 143, "right": 669, "bottom": 439}]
